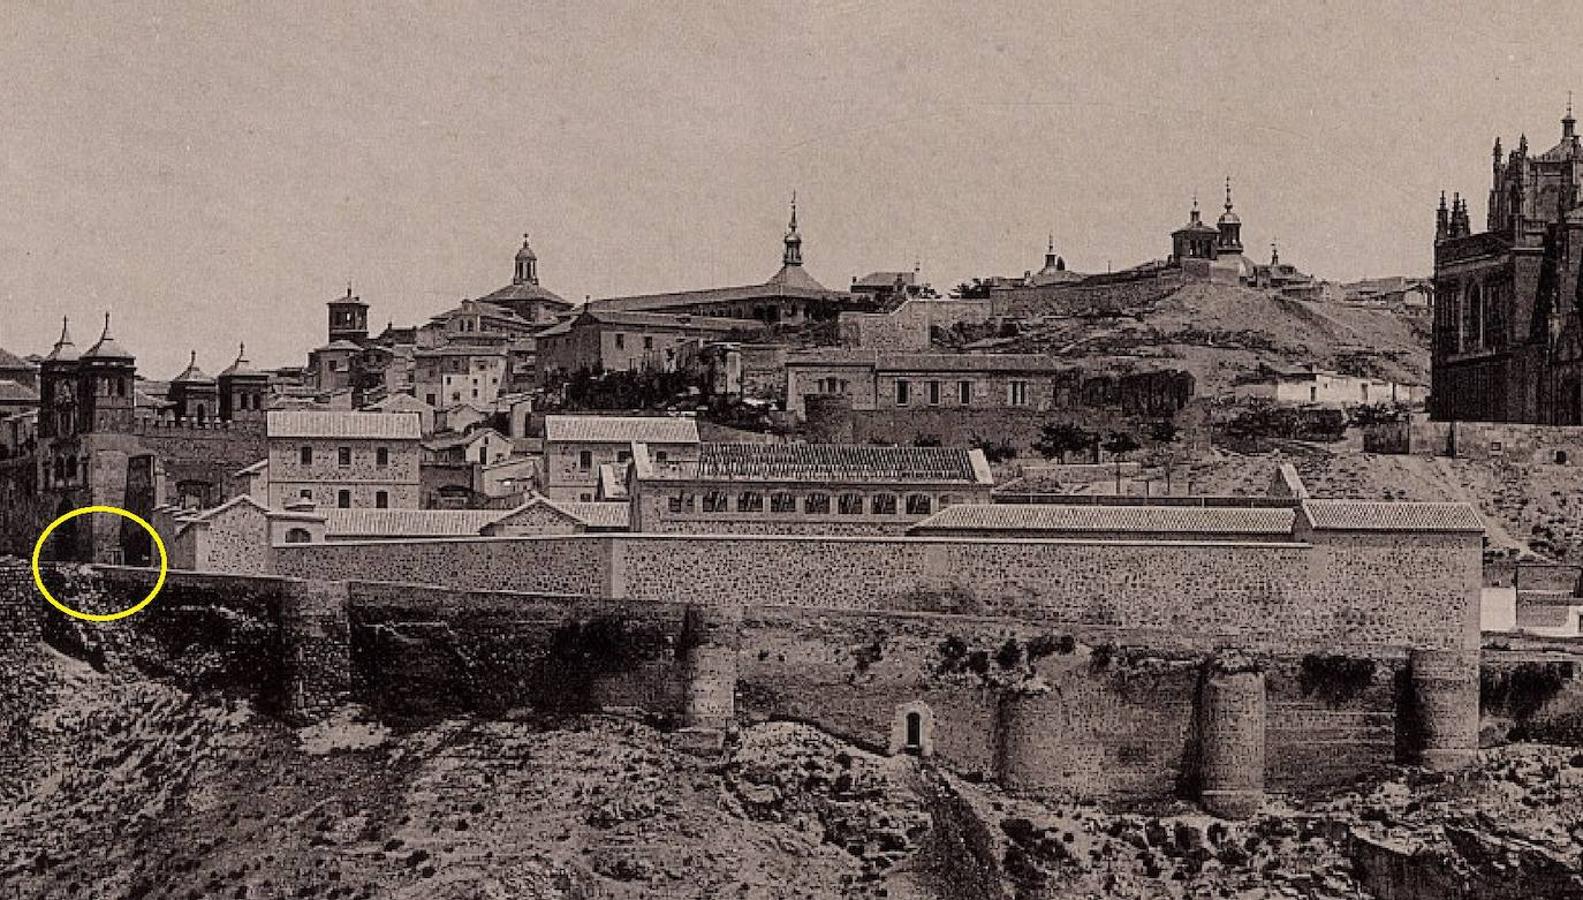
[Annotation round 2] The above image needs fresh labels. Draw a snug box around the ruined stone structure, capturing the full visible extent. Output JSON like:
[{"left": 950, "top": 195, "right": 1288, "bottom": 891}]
[{"left": 1432, "top": 106, "right": 1583, "bottom": 423}]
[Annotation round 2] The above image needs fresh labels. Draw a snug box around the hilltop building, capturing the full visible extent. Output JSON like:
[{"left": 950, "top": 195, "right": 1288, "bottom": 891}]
[
  {"left": 535, "top": 308, "right": 759, "bottom": 385},
  {"left": 1432, "top": 104, "right": 1583, "bottom": 423},
  {"left": 263, "top": 410, "right": 422, "bottom": 510},
  {"left": 1168, "top": 178, "right": 1251, "bottom": 284},
  {"left": 585, "top": 198, "right": 849, "bottom": 326},
  {"left": 540, "top": 414, "right": 701, "bottom": 501}
]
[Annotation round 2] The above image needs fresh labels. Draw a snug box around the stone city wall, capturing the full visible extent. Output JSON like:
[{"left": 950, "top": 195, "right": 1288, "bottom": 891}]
[{"left": 272, "top": 530, "right": 1481, "bottom": 655}]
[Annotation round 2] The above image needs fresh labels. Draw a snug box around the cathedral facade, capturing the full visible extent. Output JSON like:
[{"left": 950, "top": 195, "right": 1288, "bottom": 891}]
[{"left": 1432, "top": 106, "right": 1583, "bottom": 423}]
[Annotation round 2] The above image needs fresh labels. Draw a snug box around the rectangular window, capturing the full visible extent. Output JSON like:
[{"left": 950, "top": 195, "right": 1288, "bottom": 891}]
[
  {"left": 337, "top": 489, "right": 351, "bottom": 509},
  {"left": 338, "top": 447, "right": 351, "bottom": 466},
  {"left": 703, "top": 490, "right": 729, "bottom": 512},
  {"left": 738, "top": 491, "right": 764, "bottom": 512},
  {"left": 376, "top": 447, "right": 390, "bottom": 467},
  {"left": 375, "top": 491, "right": 389, "bottom": 509},
  {"left": 578, "top": 450, "right": 593, "bottom": 471},
  {"left": 1008, "top": 381, "right": 1029, "bottom": 407},
  {"left": 770, "top": 492, "right": 796, "bottom": 513},
  {"left": 300, "top": 446, "right": 313, "bottom": 465},
  {"left": 905, "top": 494, "right": 933, "bottom": 516},
  {"left": 643, "top": 336, "right": 654, "bottom": 350},
  {"left": 959, "top": 381, "right": 971, "bottom": 405},
  {"left": 615, "top": 333, "right": 625, "bottom": 349},
  {"left": 871, "top": 493, "right": 897, "bottom": 515},
  {"left": 838, "top": 493, "right": 864, "bottom": 515},
  {"left": 928, "top": 381, "right": 940, "bottom": 406},
  {"left": 805, "top": 493, "right": 830, "bottom": 514},
  {"left": 896, "top": 380, "right": 910, "bottom": 406},
  {"left": 668, "top": 493, "right": 696, "bottom": 514}
]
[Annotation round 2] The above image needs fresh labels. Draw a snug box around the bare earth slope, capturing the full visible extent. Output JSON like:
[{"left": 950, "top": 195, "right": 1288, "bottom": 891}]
[{"left": 4, "top": 640, "right": 1582, "bottom": 899}]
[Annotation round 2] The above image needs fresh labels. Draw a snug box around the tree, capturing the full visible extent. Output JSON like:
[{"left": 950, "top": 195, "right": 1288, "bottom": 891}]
[
  {"left": 1101, "top": 431, "right": 1141, "bottom": 494},
  {"left": 949, "top": 278, "right": 992, "bottom": 299},
  {"left": 1032, "top": 421, "right": 1097, "bottom": 463},
  {"left": 1145, "top": 419, "right": 1181, "bottom": 493},
  {"left": 969, "top": 435, "right": 1017, "bottom": 464}
]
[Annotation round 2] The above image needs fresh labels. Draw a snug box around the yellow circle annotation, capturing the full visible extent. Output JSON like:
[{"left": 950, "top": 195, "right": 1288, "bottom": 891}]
[{"left": 30, "top": 505, "right": 168, "bottom": 622}]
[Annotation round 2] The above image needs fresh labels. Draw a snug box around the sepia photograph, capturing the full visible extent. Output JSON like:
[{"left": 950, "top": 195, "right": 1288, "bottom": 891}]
[{"left": 1, "top": 1, "right": 1582, "bottom": 897}]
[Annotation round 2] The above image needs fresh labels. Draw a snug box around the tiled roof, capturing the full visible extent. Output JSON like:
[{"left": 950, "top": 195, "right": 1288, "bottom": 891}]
[
  {"left": 1301, "top": 500, "right": 1485, "bottom": 533},
  {"left": 786, "top": 350, "right": 1072, "bottom": 374},
  {"left": 324, "top": 508, "right": 505, "bottom": 538},
  {"left": 554, "top": 500, "right": 631, "bottom": 529},
  {"left": 0, "top": 347, "right": 33, "bottom": 370},
  {"left": 476, "top": 281, "right": 571, "bottom": 307},
  {"left": 689, "top": 442, "right": 988, "bottom": 484},
  {"left": 538, "top": 308, "right": 761, "bottom": 338},
  {"left": 587, "top": 267, "right": 840, "bottom": 313},
  {"left": 266, "top": 410, "right": 422, "bottom": 440},
  {"left": 911, "top": 504, "right": 1296, "bottom": 535},
  {"left": 544, "top": 415, "right": 700, "bottom": 445},
  {"left": 0, "top": 380, "right": 39, "bottom": 403}
]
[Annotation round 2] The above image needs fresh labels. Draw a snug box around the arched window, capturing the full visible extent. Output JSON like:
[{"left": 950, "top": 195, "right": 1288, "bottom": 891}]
[
  {"left": 737, "top": 491, "right": 764, "bottom": 513},
  {"left": 805, "top": 493, "right": 831, "bottom": 514},
  {"left": 888, "top": 702, "right": 934, "bottom": 757},
  {"left": 838, "top": 493, "right": 864, "bottom": 515},
  {"left": 65, "top": 456, "right": 77, "bottom": 480},
  {"left": 870, "top": 494, "right": 898, "bottom": 515},
  {"left": 283, "top": 528, "right": 312, "bottom": 544},
  {"left": 905, "top": 494, "right": 932, "bottom": 516},
  {"left": 702, "top": 490, "right": 729, "bottom": 513},
  {"left": 770, "top": 492, "right": 796, "bottom": 513}
]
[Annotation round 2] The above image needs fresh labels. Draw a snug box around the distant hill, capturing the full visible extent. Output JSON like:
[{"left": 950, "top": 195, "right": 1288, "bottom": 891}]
[{"left": 952, "top": 281, "right": 1430, "bottom": 396}]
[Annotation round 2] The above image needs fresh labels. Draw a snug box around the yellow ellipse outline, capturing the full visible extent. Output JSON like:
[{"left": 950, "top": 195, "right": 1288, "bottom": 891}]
[{"left": 30, "top": 505, "right": 168, "bottom": 622}]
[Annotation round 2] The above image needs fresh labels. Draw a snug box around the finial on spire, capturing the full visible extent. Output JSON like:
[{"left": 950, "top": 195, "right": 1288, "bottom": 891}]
[
  {"left": 1048, "top": 233, "right": 1055, "bottom": 253},
  {"left": 1224, "top": 175, "right": 1233, "bottom": 212},
  {"left": 57, "top": 316, "right": 71, "bottom": 344},
  {"left": 789, "top": 191, "right": 798, "bottom": 231},
  {"left": 237, "top": 341, "right": 246, "bottom": 360},
  {"left": 782, "top": 193, "right": 803, "bottom": 267},
  {"left": 100, "top": 311, "right": 112, "bottom": 340}
]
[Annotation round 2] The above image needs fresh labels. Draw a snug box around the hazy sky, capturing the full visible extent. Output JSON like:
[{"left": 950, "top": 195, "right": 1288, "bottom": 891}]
[{"left": 1, "top": 0, "right": 1580, "bottom": 377}]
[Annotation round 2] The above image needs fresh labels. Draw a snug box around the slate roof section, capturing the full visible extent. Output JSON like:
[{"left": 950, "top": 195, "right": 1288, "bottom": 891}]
[
  {"left": 323, "top": 508, "right": 506, "bottom": 538},
  {"left": 910, "top": 504, "right": 1297, "bottom": 535},
  {"left": 266, "top": 410, "right": 423, "bottom": 440},
  {"left": 689, "top": 443, "right": 990, "bottom": 484},
  {"left": 554, "top": 500, "right": 631, "bottom": 529},
  {"left": 1300, "top": 500, "right": 1485, "bottom": 533},
  {"left": 544, "top": 415, "right": 700, "bottom": 445}
]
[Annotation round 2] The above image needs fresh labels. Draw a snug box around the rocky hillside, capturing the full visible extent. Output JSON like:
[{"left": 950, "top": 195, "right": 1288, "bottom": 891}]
[
  {"left": 957, "top": 282, "right": 1429, "bottom": 395},
  {"left": 3, "top": 639, "right": 1581, "bottom": 899}
]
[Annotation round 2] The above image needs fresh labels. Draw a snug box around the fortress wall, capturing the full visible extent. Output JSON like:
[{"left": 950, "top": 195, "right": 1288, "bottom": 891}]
[{"left": 271, "top": 529, "right": 1480, "bottom": 655}]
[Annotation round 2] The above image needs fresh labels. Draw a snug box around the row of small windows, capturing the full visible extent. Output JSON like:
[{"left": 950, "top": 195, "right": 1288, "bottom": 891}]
[
  {"left": 299, "top": 446, "right": 392, "bottom": 466},
  {"left": 669, "top": 491, "right": 942, "bottom": 516},
  {"left": 612, "top": 333, "right": 657, "bottom": 350},
  {"left": 895, "top": 379, "right": 1028, "bottom": 407},
  {"left": 297, "top": 487, "right": 389, "bottom": 508}
]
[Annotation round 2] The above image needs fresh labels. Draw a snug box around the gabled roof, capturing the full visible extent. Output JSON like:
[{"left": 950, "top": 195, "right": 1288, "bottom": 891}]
[
  {"left": 1300, "top": 500, "right": 1484, "bottom": 533},
  {"left": 586, "top": 266, "right": 840, "bottom": 314},
  {"left": 537, "top": 307, "right": 760, "bottom": 338},
  {"left": 266, "top": 410, "right": 422, "bottom": 440},
  {"left": 424, "top": 427, "right": 507, "bottom": 451},
  {"left": 0, "top": 346, "right": 32, "bottom": 370},
  {"left": 910, "top": 503, "right": 1297, "bottom": 536},
  {"left": 674, "top": 442, "right": 991, "bottom": 484},
  {"left": 544, "top": 414, "right": 700, "bottom": 445},
  {"left": 323, "top": 508, "right": 507, "bottom": 538},
  {"left": 491, "top": 495, "right": 631, "bottom": 530},
  {"left": 364, "top": 393, "right": 434, "bottom": 413}
]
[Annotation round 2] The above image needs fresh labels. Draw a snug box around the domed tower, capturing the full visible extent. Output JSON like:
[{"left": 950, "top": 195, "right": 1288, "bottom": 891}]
[
  {"left": 514, "top": 233, "right": 539, "bottom": 285},
  {"left": 78, "top": 313, "right": 136, "bottom": 433},
  {"left": 218, "top": 342, "right": 270, "bottom": 423},
  {"left": 169, "top": 350, "right": 219, "bottom": 423},
  {"left": 1216, "top": 176, "right": 1244, "bottom": 255},
  {"left": 38, "top": 316, "right": 80, "bottom": 439},
  {"left": 327, "top": 285, "right": 369, "bottom": 345}
]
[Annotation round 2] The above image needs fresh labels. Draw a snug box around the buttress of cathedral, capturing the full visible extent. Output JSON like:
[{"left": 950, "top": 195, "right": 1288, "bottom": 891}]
[{"left": 1432, "top": 101, "right": 1583, "bottom": 424}]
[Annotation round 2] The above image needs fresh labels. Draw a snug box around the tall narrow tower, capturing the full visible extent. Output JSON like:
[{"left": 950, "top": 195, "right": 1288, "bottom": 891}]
[
  {"left": 1216, "top": 176, "right": 1244, "bottom": 255},
  {"left": 782, "top": 193, "right": 803, "bottom": 267},
  {"left": 327, "top": 285, "right": 370, "bottom": 345}
]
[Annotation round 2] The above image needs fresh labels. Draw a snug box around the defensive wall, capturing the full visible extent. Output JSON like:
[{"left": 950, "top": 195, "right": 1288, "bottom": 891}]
[
  {"left": 0, "top": 546, "right": 1482, "bottom": 815},
  {"left": 989, "top": 271, "right": 1185, "bottom": 319}
]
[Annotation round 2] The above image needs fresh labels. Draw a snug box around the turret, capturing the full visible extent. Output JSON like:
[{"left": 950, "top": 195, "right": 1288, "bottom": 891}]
[
  {"left": 78, "top": 312, "right": 137, "bottom": 433},
  {"left": 327, "top": 285, "right": 369, "bottom": 345},
  {"left": 1216, "top": 176, "right": 1244, "bottom": 254},
  {"left": 217, "top": 342, "right": 269, "bottom": 423},
  {"left": 38, "top": 317, "right": 79, "bottom": 439},
  {"left": 1436, "top": 191, "right": 1449, "bottom": 242},
  {"left": 513, "top": 233, "right": 539, "bottom": 285},
  {"left": 782, "top": 193, "right": 803, "bottom": 267},
  {"left": 168, "top": 350, "right": 219, "bottom": 423}
]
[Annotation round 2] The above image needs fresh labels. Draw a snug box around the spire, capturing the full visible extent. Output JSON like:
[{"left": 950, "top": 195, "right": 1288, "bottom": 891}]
[
  {"left": 220, "top": 341, "right": 260, "bottom": 379},
  {"left": 82, "top": 311, "right": 134, "bottom": 360},
  {"left": 1189, "top": 192, "right": 1202, "bottom": 225},
  {"left": 1436, "top": 190, "right": 1450, "bottom": 242},
  {"left": 1565, "top": 92, "right": 1577, "bottom": 139},
  {"left": 1044, "top": 233, "right": 1058, "bottom": 270},
  {"left": 782, "top": 192, "right": 803, "bottom": 267},
  {"left": 1224, "top": 175, "right": 1234, "bottom": 214},
  {"left": 1270, "top": 240, "right": 1279, "bottom": 266},
  {"left": 1519, "top": 133, "right": 1529, "bottom": 156},
  {"left": 45, "top": 316, "right": 78, "bottom": 362}
]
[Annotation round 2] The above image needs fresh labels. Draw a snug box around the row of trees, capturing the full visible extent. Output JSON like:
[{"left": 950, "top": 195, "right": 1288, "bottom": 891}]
[{"left": 1030, "top": 419, "right": 1177, "bottom": 463}]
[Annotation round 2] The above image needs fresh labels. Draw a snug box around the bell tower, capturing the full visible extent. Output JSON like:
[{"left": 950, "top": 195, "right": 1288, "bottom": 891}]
[{"left": 327, "top": 285, "right": 369, "bottom": 345}]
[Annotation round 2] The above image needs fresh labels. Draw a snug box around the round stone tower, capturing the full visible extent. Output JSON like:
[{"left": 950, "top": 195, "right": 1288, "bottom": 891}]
[
  {"left": 1196, "top": 655, "right": 1266, "bottom": 820},
  {"left": 679, "top": 604, "right": 742, "bottom": 730},
  {"left": 1405, "top": 648, "right": 1480, "bottom": 771}
]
